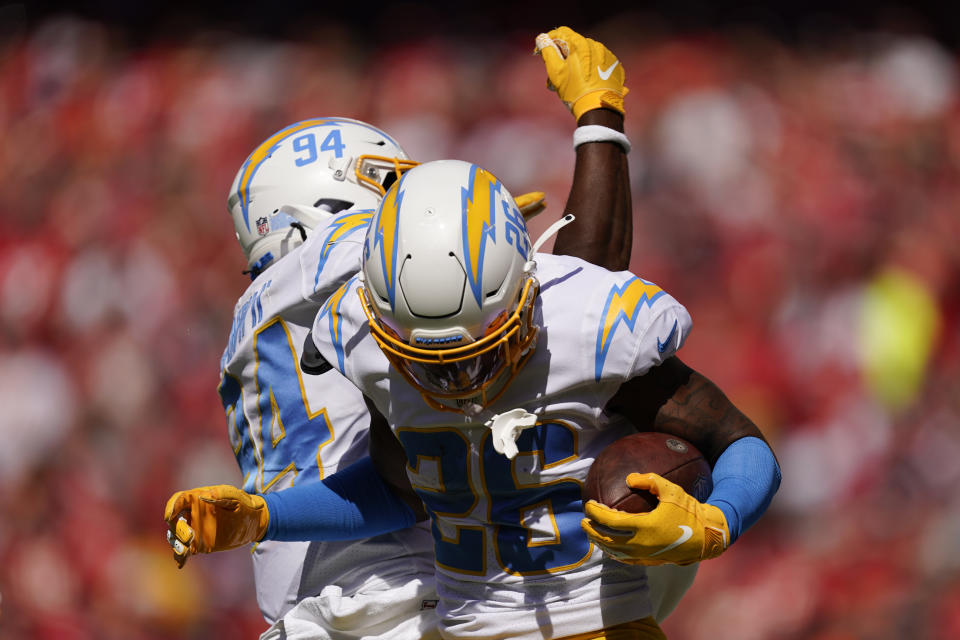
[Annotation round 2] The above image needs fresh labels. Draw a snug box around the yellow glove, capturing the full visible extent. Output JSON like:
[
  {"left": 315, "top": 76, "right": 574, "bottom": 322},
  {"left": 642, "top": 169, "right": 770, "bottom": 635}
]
[
  {"left": 535, "top": 26, "right": 629, "bottom": 119},
  {"left": 581, "top": 473, "right": 729, "bottom": 566},
  {"left": 163, "top": 484, "right": 269, "bottom": 568},
  {"left": 515, "top": 191, "right": 547, "bottom": 219}
]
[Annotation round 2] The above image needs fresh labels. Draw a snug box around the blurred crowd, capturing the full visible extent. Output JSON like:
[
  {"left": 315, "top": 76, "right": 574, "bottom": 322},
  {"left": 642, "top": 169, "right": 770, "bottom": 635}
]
[{"left": 1, "top": 14, "right": 958, "bottom": 640}]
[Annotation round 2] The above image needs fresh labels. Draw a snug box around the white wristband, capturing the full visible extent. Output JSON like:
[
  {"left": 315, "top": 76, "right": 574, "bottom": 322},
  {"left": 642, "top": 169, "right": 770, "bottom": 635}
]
[{"left": 573, "top": 125, "right": 631, "bottom": 153}]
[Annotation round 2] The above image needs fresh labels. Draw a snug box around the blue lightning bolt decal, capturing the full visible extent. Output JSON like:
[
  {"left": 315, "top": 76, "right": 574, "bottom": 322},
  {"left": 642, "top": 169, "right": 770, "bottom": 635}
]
[
  {"left": 317, "top": 276, "right": 358, "bottom": 374},
  {"left": 461, "top": 164, "right": 499, "bottom": 306},
  {"left": 234, "top": 118, "right": 332, "bottom": 231},
  {"left": 595, "top": 277, "right": 665, "bottom": 380},
  {"left": 313, "top": 210, "right": 374, "bottom": 290},
  {"left": 371, "top": 177, "right": 407, "bottom": 310},
  {"left": 235, "top": 118, "right": 404, "bottom": 233}
]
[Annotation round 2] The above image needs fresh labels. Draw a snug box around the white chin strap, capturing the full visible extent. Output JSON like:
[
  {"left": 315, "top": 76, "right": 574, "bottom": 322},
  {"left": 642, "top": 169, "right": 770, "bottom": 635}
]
[
  {"left": 278, "top": 203, "right": 335, "bottom": 230},
  {"left": 469, "top": 215, "right": 573, "bottom": 457},
  {"left": 530, "top": 214, "right": 576, "bottom": 256},
  {"left": 486, "top": 408, "right": 538, "bottom": 459}
]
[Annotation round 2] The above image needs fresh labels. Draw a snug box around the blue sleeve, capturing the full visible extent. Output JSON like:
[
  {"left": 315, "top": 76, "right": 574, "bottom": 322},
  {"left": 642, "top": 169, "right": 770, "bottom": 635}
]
[
  {"left": 706, "top": 436, "right": 781, "bottom": 544},
  {"left": 262, "top": 456, "right": 417, "bottom": 541}
]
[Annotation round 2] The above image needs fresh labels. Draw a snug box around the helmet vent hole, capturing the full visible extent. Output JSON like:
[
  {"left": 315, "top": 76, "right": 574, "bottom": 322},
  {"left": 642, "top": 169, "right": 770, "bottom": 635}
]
[{"left": 314, "top": 198, "right": 354, "bottom": 214}]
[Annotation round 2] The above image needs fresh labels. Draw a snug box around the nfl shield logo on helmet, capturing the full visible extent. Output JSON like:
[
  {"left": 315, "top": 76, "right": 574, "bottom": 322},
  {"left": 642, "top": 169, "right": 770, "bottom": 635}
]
[{"left": 256, "top": 216, "right": 270, "bottom": 236}]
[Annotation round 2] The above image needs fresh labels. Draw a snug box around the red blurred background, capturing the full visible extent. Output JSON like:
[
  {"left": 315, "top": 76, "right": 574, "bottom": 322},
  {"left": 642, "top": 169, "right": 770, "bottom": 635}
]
[{"left": 1, "top": 2, "right": 959, "bottom": 638}]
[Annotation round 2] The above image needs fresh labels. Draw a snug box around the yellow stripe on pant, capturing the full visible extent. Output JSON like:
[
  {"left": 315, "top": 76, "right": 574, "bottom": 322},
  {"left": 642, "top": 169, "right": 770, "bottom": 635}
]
[{"left": 555, "top": 617, "right": 668, "bottom": 640}]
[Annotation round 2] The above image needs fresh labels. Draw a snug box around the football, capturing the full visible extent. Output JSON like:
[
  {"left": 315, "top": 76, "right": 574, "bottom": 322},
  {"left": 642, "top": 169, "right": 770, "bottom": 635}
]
[{"left": 584, "top": 432, "right": 713, "bottom": 512}]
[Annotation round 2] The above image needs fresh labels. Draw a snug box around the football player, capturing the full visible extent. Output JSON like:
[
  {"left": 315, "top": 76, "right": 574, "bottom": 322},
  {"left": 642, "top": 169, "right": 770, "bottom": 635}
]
[
  {"left": 166, "top": 30, "right": 781, "bottom": 640},
  {"left": 174, "top": 27, "right": 641, "bottom": 640},
  {"left": 218, "top": 116, "right": 437, "bottom": 639}
]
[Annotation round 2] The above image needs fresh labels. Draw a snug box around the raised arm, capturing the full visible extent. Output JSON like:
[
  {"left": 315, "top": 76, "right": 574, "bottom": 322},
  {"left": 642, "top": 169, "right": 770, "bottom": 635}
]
[
  {"left": 537, "top": 27, "right": 632, "bottom": 271},
  {"left": 555, "top": 108, "right": 631, "bottom": 270}
]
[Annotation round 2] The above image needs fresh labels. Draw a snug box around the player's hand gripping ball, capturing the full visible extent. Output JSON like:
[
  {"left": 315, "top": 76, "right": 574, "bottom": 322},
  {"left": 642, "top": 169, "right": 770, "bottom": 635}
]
[
  {"left": 164, "top": 484, "right": 270, "bottom": 568},
  {"left": 581, "top": 432, "right": 729, "bottom": 566},
  {"left": 534, "top": 26, "right": 629, "bottom": 119}
]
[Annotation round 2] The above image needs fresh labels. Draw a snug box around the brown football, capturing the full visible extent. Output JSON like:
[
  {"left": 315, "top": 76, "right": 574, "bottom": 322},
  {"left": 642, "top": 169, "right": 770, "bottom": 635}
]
[{"left": 584, "top": 432, "right": 713, "bottom": 512}]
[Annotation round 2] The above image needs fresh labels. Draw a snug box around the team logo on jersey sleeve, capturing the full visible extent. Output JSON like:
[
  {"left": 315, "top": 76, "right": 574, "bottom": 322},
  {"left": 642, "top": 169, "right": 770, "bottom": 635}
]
[
  {"left": 314, "top": 210, "right": 373, "bottom": 289},
  {"left": 595, "top": 277, "right": 665, "bottom": 380},
  {"left": 317, "top": 276, "right": 358, "bottom": 373},
  {"left": 325, "top": 210, "right": 373, "bottom": 245},
  {"left": 461, "top": 165, "right": 499, "bottom": 306}
]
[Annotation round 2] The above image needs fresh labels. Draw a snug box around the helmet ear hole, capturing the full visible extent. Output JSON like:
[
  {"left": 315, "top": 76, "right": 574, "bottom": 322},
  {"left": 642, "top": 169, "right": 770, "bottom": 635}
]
[{"left": 313, "top": 198, "right": 354, "bottom": 213}]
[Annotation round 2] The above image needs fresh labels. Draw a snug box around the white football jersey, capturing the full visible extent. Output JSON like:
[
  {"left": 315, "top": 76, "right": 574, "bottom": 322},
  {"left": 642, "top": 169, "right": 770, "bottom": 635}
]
[
  {"left": 220, "top": 209, "right": 436, "bottom": 630},
  {"left": 312, "top": 253, "right": 692, "bottom": 640}
]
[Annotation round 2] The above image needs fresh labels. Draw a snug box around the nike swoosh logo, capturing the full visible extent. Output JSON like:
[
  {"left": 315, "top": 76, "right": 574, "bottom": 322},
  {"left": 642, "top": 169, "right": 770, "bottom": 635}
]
[
  {"left": 649, "top": 525, "right": 693, "bottom": 557},
  {"left": 656, "top": 320, "right": 678, "bottom": 354},
  {"left": 597, "top": 61, "right": 619, "bottom": 80}
]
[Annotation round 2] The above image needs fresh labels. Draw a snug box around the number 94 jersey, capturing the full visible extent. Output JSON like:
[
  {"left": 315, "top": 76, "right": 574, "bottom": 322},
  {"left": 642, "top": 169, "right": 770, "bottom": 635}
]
[
  {"left": 220, "top": 209, "right": 376, "bottom": 494},
  {"left": 220, "top": 210, "right": 436, "bottom": 626},
  {"left": 313, "top": 253, "right": 693, "bottom": 640}
]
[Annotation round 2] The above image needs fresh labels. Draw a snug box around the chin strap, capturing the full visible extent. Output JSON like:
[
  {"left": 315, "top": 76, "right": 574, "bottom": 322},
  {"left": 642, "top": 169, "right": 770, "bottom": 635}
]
[
  {"left": 289, "top": 221, "right": 308, "bottom": 241},
  {"left": 486, "top": 408, "right": 539, "bottom": 459},
  {"left": 246, "top": 251, "right": 275, "bottom": 280},
  {"left": 531, "top": 214, "right": 576, "bottom": 256},
  {"left": 278, "top": 203, "right": 334, "bottom": 227}
]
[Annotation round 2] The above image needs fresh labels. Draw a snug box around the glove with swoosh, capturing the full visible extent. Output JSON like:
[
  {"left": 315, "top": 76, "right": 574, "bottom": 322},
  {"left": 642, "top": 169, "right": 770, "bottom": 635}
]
[
  {"left": 535, "top": 26, "right": 629, "bottom": 119},
  {"left": 581, "top": 472, "right": 729, "bottom": 566},
  {"left": 163, "top": 484, "right": 270, "bottom": 568}
]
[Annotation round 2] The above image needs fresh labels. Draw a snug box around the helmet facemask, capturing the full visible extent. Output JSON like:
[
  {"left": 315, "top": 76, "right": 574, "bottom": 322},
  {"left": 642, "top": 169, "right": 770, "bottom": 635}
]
[
  {"left": 356, "top": 155, "right": 420, "bottom": 196},
  {"left": 360, "top": 275, "right": 540, "bottom": 413}
]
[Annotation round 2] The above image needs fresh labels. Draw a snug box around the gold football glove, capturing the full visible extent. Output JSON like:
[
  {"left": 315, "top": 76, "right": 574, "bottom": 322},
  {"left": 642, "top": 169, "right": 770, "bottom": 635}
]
[
  {"left": 163, "top": 484, "right": 269, "bottom": 568},
  {"left": 581, "top": 473, "right": 729, "bottom": 566},
  {"left": 515, "top": 191, "right": 547, "bottom": 219},
  {"left": 535, "top": 26, "right": 629, "bottom": 119}
]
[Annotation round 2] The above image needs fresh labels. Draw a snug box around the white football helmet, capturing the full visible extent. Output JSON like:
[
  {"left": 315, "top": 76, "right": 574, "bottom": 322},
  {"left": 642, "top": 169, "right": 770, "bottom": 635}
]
[
  {"left": 359, "top": 160, "right": 539, "bottom": 414},
  {"left": 227, "top": 117, "right": 417, "bottom": 275}
]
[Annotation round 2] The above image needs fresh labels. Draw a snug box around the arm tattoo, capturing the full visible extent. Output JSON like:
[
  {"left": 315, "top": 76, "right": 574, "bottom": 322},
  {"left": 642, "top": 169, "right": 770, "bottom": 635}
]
[
  {"left": 653, "top": 371, "right": 764, "bottom": 466},
  {"left": 606, "top": 357, "right": 769, "bottom": 467}
]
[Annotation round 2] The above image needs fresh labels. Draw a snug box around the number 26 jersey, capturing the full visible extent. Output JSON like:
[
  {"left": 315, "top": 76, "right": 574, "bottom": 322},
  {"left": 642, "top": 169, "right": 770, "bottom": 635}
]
[{"left": 313, "top": 253, "right": 693, "bottom": 640}]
